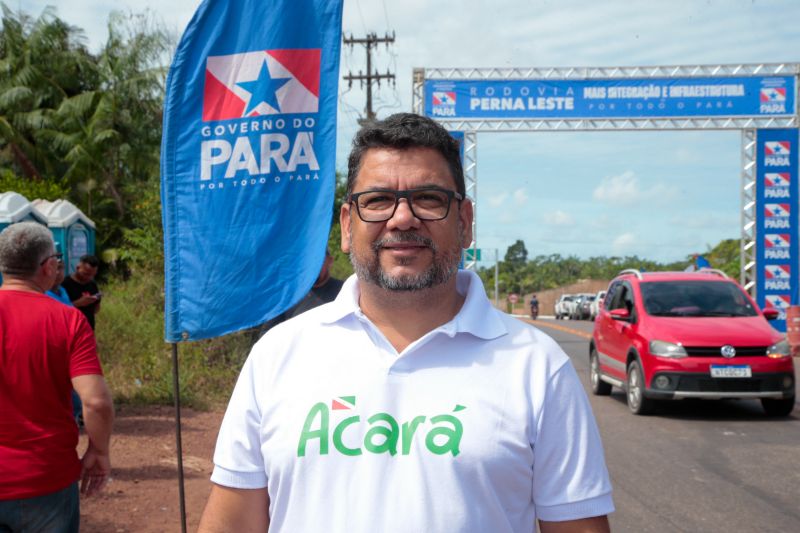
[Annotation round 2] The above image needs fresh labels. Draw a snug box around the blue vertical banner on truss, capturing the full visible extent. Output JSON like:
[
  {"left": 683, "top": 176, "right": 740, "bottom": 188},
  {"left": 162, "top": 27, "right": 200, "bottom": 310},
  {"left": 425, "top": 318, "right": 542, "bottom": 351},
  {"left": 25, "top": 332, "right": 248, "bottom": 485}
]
[
  {"left": 161, "top": 0, "right": 343, "bottom": 341},
  {"left": 449, "top": 130, "right": 465, "bottom": 163},
  {"left": 755, "top": 128, "right": 799, "bottom": 333}
]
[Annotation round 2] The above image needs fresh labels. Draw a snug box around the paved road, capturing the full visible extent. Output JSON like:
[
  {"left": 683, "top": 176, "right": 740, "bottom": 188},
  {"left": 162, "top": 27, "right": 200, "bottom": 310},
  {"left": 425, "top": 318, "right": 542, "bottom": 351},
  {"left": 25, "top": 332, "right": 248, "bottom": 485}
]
[{"left": 526, "top": 317, "right": 800, "bottom": 533}]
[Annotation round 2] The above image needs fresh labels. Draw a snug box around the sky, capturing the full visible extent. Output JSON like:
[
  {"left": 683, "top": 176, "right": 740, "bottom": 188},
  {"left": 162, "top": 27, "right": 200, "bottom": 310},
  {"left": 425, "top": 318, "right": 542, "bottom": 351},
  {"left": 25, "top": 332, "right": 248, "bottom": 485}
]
[{"left": 23, "top": 0, "right": 800, "bottom": 263}]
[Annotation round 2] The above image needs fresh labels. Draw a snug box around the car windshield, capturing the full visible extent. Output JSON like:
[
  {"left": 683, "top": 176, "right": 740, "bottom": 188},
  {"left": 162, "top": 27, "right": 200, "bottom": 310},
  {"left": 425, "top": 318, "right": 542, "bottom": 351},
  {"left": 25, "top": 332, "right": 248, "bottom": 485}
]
[{"left": 640, "top": 280, "right": 758, "bottom": 317}]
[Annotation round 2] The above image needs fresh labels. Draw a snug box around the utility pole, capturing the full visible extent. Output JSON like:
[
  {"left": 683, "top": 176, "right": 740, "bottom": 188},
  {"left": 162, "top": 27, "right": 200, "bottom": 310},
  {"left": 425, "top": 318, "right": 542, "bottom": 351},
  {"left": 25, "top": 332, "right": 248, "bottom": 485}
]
[{"left": 343, "top": 32, "right": 396, "bottom": 124}]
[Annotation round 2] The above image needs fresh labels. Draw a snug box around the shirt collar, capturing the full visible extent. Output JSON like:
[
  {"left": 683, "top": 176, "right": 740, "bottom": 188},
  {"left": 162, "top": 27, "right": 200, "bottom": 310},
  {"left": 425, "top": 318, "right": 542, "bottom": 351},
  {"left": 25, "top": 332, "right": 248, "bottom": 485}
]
[{"left": 319, "top": 270, "right": 507, "bottom": 340}]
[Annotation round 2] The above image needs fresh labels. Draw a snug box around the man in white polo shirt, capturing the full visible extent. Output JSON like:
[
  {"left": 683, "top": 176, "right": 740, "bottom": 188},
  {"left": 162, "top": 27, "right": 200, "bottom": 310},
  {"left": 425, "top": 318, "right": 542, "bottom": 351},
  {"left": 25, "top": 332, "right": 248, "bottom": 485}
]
[{"left": 199, "top": 113, "right": 614, "bottom": 533}]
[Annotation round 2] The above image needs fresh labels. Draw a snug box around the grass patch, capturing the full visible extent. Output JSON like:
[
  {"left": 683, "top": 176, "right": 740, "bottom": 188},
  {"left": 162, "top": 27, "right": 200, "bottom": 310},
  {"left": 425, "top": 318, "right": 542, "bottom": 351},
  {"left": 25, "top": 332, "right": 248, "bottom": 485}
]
[{"left": 94, "top": 270, "right": 253, "bottom": 409}]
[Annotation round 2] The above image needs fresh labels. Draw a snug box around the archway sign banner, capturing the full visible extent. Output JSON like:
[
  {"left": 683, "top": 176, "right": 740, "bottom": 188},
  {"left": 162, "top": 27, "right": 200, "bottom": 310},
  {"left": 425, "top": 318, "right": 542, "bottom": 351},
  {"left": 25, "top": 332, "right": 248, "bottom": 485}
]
[{"left": 426, "top": 76, "right": 796, "bottom": 119}]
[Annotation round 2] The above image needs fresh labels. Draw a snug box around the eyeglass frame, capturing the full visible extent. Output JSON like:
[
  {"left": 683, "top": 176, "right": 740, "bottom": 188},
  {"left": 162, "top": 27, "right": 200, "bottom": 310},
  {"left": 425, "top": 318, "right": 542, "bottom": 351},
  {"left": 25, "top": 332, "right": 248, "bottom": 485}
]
[
  {"left": 40, "top": 253, "right": 63, "bottom": 266},
  {"left": 348, "top": 186, "right": 464, "bottom": 223}
]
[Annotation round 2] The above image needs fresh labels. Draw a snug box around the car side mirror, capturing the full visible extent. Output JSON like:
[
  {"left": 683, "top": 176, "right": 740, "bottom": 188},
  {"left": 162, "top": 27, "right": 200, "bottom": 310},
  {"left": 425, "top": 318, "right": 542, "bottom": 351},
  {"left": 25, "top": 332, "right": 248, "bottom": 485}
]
[
  {"left": 763, "top": 307, "right": 780, "bottom": 321},
  {"left": 610, "top": 308, "right": 631, "bottom": 321}
]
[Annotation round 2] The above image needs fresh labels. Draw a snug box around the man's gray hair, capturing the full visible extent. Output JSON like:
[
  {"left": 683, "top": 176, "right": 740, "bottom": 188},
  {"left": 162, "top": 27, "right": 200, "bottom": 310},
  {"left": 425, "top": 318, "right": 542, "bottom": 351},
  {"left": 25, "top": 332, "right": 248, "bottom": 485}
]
[{"left": 0, "top": 222, "right": 55, "bottom": 277}]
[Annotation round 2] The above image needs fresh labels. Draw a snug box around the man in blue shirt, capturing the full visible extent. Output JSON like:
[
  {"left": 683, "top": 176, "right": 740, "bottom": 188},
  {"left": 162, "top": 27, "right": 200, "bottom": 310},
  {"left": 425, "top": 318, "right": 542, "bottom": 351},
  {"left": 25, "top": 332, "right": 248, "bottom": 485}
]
[{"left": 45, "top": 257, "right": 72, "bottom": 306}]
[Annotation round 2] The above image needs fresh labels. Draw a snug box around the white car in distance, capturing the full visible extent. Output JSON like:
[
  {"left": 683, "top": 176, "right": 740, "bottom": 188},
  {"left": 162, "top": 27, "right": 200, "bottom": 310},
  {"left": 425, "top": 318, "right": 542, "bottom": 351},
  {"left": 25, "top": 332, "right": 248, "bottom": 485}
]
[
  {"left": 589, "top": 290, "right": 606, "bottom": 320},
  {"left": 555, "top": 294, "right": 577, "bottom": 320}
]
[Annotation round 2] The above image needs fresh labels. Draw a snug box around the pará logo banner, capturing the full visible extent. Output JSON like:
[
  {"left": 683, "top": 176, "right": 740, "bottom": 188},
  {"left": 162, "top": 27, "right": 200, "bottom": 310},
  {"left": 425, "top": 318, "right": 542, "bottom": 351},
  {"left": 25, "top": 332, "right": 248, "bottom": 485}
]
[{"left": 160, "top": 0, "right": 343, "bottom": 341}]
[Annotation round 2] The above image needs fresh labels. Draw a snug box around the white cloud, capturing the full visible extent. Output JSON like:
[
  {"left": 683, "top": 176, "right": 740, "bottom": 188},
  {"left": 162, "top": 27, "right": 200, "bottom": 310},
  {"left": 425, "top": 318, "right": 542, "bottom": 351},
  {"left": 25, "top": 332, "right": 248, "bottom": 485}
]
[
  {"left": 543, "top": 210, "right": 574, "bottom": 227},
  {"left": 612, "top": 232, "right": 637, "bottom": 254},
  {"left": 593, "top": 171, "right": 678, "bottom": 206},
  {"left": 487, "top": 193, "right": 508, "bottom": 208},
  {"left": 593, "top": 171, "right": 640, "bottom": 204},
  {"left": 512, "top": 188, "right": 528, "bottom": 206},
  {"left": 483, "top": 189, "right": 527, "bottom": 209}
]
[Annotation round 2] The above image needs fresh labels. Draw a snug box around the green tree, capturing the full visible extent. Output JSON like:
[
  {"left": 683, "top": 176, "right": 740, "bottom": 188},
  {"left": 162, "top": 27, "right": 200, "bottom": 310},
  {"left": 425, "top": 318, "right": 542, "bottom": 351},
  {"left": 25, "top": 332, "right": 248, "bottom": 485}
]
[
  {"left": 42, "top": 10, "right": 170, "bottom": 250},
  {"left": 0, "top": 5, "right": 171, "bottom": 259},
  {"left": 691, "top": 239, "right": 740, "bottom": 279},
  {"left": 0, "top": 4, "right": 96, "bottom": 180},
  {"left": 504, "top": 239, "right": 528, "bottom": 267}
]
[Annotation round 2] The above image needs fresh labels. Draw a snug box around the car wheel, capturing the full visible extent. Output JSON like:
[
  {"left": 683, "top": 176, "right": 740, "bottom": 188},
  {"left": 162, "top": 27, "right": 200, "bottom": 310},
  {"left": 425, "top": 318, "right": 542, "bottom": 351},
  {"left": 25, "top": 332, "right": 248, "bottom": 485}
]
[
  {"left": 761, "top": 397, "right": 795, "bottom": 417},
  {"left": 626, "top": 359, "right": 654, "bottom": 415},
  {"left": 590, "top": 348, "right": 612, "bottom": 396}
]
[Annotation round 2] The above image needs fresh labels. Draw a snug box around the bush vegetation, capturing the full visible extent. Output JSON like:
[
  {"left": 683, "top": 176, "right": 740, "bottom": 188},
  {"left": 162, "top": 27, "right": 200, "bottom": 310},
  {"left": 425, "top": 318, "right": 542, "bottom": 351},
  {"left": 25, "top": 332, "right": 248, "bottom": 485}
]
[{"left": 95, "top": 270, "right": 254, "bottom": 408}]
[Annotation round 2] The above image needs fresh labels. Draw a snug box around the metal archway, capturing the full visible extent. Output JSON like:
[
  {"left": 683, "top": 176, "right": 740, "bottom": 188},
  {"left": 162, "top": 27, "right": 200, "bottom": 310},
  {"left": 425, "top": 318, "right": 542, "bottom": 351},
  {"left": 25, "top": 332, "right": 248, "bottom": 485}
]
[{"left": 412, "top": 63, "right": 799, "bottom": 329}]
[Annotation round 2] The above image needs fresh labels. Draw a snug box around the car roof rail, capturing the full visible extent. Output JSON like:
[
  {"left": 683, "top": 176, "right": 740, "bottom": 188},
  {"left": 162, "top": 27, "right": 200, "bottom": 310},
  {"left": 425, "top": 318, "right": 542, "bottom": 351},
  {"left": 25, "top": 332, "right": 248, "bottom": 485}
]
[
  {"left": 617, "top": 268, "right": 643, "bottom": 280},
  {"left": 697, "top": 267, "right": 730, "bottom": 279}
]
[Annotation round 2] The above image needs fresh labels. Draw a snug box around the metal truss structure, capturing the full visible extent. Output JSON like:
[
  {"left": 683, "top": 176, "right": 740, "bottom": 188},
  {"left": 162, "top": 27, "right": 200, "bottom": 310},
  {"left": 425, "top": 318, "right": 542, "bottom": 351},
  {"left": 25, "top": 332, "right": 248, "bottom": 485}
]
[
  {"left": 462, "top": 131, "right": 478, "bottom": 271},
  {"left": 407, "top": 116, "right": 797, "bottom": 133},
  {"left": 741, "top": 130, "right": 758, "bottom": 294},
  {"left": 412, "top": 63, "right": 800, "bottom": 292},
  {"left": 418, "top": 63, "right": 800, "bottom": 81}
]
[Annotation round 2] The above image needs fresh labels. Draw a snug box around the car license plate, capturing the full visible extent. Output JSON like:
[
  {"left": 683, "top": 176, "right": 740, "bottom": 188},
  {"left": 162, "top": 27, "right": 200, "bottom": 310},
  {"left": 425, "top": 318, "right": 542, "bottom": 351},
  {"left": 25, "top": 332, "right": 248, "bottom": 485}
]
[{"left": 710, "top": 365, "right": 752, "bottom": 378}]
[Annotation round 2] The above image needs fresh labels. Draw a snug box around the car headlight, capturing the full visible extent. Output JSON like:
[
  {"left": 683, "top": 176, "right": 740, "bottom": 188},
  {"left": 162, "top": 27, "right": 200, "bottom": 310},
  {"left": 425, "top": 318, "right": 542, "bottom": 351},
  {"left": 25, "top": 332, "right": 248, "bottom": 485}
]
[
  {"left": 767, "top": 338, "right": 791, "bottom": 359},
  {"left": 649, "top": 340, "right": 687, "bottom": 358}
]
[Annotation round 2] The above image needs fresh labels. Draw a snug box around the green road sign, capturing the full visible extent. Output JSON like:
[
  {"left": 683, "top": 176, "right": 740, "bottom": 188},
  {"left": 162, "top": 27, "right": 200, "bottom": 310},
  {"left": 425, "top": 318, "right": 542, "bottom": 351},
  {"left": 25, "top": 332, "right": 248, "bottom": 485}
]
[{"left": 464, "top": 249, "right": 482, "bottom": 261}]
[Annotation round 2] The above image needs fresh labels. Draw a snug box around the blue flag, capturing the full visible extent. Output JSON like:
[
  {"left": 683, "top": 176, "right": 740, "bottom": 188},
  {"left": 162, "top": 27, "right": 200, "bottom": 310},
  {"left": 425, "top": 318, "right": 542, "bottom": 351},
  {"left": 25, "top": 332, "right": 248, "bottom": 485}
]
[{"left": 161, "top": 0, "right": 343, "bottom": 341}]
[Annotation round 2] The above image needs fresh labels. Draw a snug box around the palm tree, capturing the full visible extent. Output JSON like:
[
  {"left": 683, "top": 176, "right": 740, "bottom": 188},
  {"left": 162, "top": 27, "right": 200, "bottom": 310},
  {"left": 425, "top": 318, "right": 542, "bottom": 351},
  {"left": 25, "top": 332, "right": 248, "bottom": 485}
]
[
  {"left": 43, "top": 10, "right": 170, "bottom": 220},
  {"left": 0, "top": 3, "right": 95, "bottom": 180}
]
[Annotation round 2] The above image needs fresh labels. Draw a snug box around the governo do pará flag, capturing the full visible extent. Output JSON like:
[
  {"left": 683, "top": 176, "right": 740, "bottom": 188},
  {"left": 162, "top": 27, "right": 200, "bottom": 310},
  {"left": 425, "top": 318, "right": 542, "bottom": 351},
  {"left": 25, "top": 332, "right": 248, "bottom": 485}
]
[{"left": 161, "top": 0, "right": 343, "bottom": 341}]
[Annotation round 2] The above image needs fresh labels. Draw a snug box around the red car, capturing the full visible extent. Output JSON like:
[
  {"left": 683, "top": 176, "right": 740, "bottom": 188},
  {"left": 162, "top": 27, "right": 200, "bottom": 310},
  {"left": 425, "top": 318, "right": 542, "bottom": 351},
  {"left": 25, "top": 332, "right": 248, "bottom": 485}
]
[{"left": 590, "top": 269, "right": 795, "bottom": 416}]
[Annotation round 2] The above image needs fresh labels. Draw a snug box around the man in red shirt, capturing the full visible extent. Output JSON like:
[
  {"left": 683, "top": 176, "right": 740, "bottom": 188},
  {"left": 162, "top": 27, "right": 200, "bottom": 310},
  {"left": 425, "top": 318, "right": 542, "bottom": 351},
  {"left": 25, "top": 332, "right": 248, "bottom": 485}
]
[{"left": 0, "top": 222, "right": 114, "bottom": 532}]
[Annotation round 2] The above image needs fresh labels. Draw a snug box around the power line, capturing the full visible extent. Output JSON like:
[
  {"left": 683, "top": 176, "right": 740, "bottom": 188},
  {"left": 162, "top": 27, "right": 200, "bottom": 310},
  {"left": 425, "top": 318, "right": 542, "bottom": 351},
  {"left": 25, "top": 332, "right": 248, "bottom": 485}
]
[
  {"left": 354, "top": 0, "right": 368, "bottom": 34},
  {"left": 381, "top": 0, "right": 391, "bottom": 29},
  {"left": 342, "top": 31, "right": 396, "bottom": 124}
]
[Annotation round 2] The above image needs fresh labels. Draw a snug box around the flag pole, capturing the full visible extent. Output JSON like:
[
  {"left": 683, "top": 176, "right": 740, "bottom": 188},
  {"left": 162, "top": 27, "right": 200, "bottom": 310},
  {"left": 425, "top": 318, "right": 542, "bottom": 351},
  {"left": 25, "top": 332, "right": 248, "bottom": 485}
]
[{"left": 171, "top": 342, "right": 187, "bottom": 533}]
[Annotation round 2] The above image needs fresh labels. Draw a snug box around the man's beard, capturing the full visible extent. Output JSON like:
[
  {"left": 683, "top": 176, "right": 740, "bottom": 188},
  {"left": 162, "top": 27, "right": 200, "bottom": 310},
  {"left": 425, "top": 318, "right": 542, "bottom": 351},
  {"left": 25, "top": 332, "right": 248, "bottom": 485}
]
[{"left": 349, "top": 228, "right": 463, "bottom": 291}]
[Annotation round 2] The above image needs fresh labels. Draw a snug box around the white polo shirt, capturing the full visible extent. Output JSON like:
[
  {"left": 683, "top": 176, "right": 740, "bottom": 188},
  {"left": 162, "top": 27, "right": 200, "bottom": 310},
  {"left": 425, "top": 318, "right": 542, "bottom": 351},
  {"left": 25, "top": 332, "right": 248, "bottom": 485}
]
[{"left": 211, "top": 270, "right": 614, "bottom": 532}]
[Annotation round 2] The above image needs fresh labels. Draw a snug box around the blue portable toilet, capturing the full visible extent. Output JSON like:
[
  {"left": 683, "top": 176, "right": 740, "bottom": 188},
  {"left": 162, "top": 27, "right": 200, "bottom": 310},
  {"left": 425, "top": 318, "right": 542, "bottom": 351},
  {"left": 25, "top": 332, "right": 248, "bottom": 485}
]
[
  {"left": 0, "top": 191, "right": 48, "bottom": 230},
  {"left": 0, "top": 192, "right": 50, "bottom": 284},
  {"left": 32, "top": 199, "right": 96, "bottom": 275}
]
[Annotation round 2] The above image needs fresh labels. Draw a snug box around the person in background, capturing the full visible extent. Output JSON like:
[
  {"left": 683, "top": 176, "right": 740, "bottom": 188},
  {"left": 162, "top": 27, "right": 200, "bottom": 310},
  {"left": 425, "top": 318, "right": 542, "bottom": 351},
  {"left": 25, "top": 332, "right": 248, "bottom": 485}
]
[
  {"left": 685, "top": 253, "right": 711, "bottom": 272},
  {"left": 46, "top": 255, "right": 72, "bottom": 306},
  {"left": 46, "top": 258, "right": 84, "bottom": 425},
  {"left": 530, "top": 293, "right": 540, "bottom": 319},
  {"left": 62, "top": 254, "right": 101, "bottom": 330},
  {"left": 199, "top": 113, "right": 613, "bottom": 533},
  {"left": 0, "top": 222, "right": 114, "bottom": 532}
]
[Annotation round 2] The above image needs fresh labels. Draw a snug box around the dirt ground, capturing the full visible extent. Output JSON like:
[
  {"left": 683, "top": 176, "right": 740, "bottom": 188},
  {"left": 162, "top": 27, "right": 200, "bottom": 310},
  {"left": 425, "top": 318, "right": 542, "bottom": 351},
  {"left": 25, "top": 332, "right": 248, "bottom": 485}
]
[{"left": 77, "top": 405, "right": 224, "bottom": 532}]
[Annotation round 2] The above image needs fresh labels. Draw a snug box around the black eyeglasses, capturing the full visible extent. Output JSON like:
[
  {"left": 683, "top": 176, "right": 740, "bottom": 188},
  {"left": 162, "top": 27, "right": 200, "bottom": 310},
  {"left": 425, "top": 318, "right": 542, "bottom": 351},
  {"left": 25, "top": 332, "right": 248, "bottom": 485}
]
[
  {"left": 349, "top": 187, "right": 463, "bottom": 222},
  {"left": 40, "top": 253, "right": 63, "bottom": 266}
]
